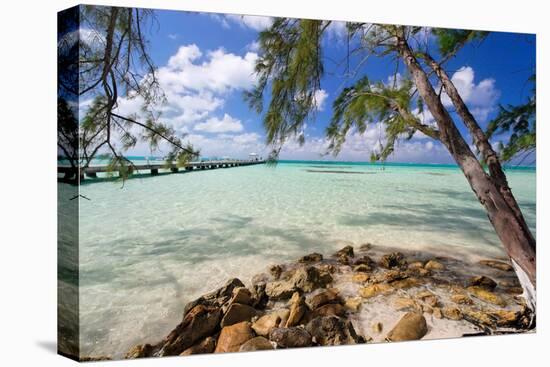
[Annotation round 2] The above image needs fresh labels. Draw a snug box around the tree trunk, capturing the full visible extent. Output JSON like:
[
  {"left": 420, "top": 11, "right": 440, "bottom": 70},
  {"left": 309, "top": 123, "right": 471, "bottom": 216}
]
[
  {"left": 395, "top": 32, "right": 536, "bottom": 309},
  {"left": 422, "top": 52, "right": 536, "bottom": 248}
]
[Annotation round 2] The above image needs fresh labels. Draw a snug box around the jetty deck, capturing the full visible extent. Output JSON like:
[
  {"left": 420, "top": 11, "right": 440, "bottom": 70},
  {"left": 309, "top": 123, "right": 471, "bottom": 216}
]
[{"left": 58, "top": 159, "right": 266, "bottom": 181}]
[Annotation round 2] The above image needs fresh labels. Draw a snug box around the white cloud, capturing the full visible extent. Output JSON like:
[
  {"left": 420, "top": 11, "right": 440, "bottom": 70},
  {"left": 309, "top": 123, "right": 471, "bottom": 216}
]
[
  {"left": 194, "top": 114, "right": 244, "bottom": 133},
  {"left": 168, "top": 33, "right": 178, "bottom": 40},
  {"left": 246, "top": 40, "right": 261, "bottom": 52},
  {"left": 313, "top": 89, "right": 329, "bottom": 111},
  {"left": 224, "top": 14, "right": 274, "bottom": 31},
  {"left": 325, "top": 21, "right": 348, "bottom": 40}
]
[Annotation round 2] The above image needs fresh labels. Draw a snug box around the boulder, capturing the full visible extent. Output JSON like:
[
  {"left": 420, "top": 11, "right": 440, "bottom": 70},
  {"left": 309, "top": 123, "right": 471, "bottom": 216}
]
[
  {"left": 318, "top": 264, "right": 337, "bottom": 274},
  {"left": 180, "top": 337, "right": 216, "bottom": 356},
  {"left": 220, "top": 303, "right": 257, "bottom": 328},
  {"left": 390, "top": 277, "right": 422, "bottom": 290},
  {"left": 467, "top": 286, "right": 506, "bottom": 307},
  {"left": 286, "top": 292, "right": 307, "bottom": 327},
  {"left": 311, "top": 303, "right": 347, "bottom": 318},
  {"left": 344, "top": 297, "right": 362, "bottom": 312},
  {"left": 461, "top": 308, "right": 496, "bottom": 328},
  {"left": 488, "top": 309, "right": 523, "bottom": 328},
  {"left": 335, "top": 245, "right": 354, "bottom": 258},
  {"left": 269, "top": 327, "right": 312, "bottom": 348},
  {"left": 386, "top": 312, "right": 428, "bottom": 341},
  {"left": 125, "top": 344, "right": 154, "bottom": 359},
  {"left": 269, "top": 265, "right": 283, "bottom": 280},
  {"left": 379, "top": 252, "right": 407, "bottom": 269},
  {"left": 416, "top": 291, "right": 439, "bottom": 307},
  {"left": 450, "top": 294, "right": 473, "bottom": 305},
  {"left": 215, "top": 322, "right": 255, "bottom": 353},
  {"left": 160, "top": 305, "right": 222, "bottom": 356},
  {"left": 469, "top": 276, "right": 497, "bottom": 291},
  {"left": 266, "top": 266, "right": 330, "bottom": 300},
  {"left": 424, "top": 260, "right": 445, "bottom": 271},
  {"left": 252, "top": 310, "right": 289, "bottom": 337},
  {"left": 355, "top": 255, "right": 375, "bottom": 266},
  {"left": 305, "top": 316, "right": 361, "bottom": 346},
  {"left": 239, "top": 336, "right": 274, "bottom": 352},
  {"left": 442, "top": 307, "right": 462, "bottom": 321},
  {"left": 372, "top": 270, "right": 408, "bottom": 283},
  {"left": 359, "top": 283, "right": 393, "bottom": 299},
  {"left": 183, "top": 278, "right": 244, "bottom": 315},
  {"left": 229, "top": 287, "right": 253, "bottom": 306},
  {"left": 299, "top": 253, "right": 323, "bottom": 263},
  {"left": 307, "top": 288, "right": 342, "bottom": 310},
  {"left": 479, "top": 259, "right": 513, "bottom": 272},
  {"left": 250, "top": 283, "right": 269, "bottom": 310},
  {"left": 408, "top": 261, "right": 424, "bottom": 269}
]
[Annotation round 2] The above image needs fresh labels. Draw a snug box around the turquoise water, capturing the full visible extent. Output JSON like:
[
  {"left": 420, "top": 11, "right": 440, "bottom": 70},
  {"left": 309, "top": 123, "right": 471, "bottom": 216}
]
[{"left": 76, "top": 161, "right": 536, "bottom": 357}]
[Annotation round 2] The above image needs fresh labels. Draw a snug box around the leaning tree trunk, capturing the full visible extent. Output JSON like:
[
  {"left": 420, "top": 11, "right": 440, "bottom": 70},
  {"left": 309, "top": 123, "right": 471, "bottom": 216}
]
[
  {"left": 422, "top": 53, "right": 536, "bottom": 247},
  {"left": 396, "top": 32, "right": 536, "bottom": 310}
]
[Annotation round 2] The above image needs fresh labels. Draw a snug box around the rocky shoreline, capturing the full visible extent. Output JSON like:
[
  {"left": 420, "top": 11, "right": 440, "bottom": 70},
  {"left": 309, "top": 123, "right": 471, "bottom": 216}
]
[{"left": 86, "top": 243, "right": 534, "bottom": 361}]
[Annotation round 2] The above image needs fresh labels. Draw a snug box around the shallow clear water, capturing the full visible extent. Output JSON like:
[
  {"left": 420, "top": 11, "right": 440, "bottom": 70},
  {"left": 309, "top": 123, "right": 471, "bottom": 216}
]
[{"left": 75, "top": 161, "right": 536, "bottom": 357}]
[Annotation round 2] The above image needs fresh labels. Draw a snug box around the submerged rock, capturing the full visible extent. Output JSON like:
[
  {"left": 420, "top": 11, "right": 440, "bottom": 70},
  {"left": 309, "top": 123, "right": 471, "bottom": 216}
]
[
  {"left": 469, "top": 276, "right": 497, "bottom": 291},
  {"left": 215, "top": 322, "right": 255, "bottom": 353},
  {"left": 239, "top": 336, "right": 274, "bottom": 352},
  {"left": 269, "top": 327, "right": 312, "bottom": 348},
  {"left": 160, "top": 305, "right": 222, "bottom": 356},
  {"left": 180, "top": 337, "right": 216, "bottom": 356},
  {"left": 306, "top": 316, "right": 362, "bottom": 346},
  {"left": 479, "top": 260, "right": 513, "bottom": 272},
  {"left": 379, "top": 252, "right": 407, "bottom": 269},
  {"left": 386, "top": 312, "right": 428, "bottom": 341}
]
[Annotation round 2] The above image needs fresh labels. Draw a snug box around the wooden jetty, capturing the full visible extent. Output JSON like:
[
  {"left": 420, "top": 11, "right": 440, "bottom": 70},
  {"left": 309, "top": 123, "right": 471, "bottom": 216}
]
[{"left": 58, "top": 159, "right": 266, "bottom": 182}]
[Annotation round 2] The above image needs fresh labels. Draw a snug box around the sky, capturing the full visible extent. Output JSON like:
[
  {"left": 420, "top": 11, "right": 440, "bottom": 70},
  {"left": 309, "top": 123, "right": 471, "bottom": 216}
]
[{"left": 80, "top": 9, "right": 536, "bottom": 164}]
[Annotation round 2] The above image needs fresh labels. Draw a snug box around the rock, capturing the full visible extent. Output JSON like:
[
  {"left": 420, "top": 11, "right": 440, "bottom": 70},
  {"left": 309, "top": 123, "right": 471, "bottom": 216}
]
[
  {"left": 239, "top": 336, "right": 274, "bottom": 352},
  {"left": 250, "top": 283, "right": 269, "bottom": 310},
  {"left": 307, "top": 288, "right": 342, "bottom": 309},
  {"left": 311, "top": 303, "right": 347, "bottom": 318},
  {"left": 306, "top": 316, "right": 362, "bottom": 346},
  {"left": 467, "top": 286, "right": 506, "bottom": 307},
  {"left": 215, "top": 322, "right": 255, "bottom": 353},
  {"left": 372, "top": 322, "right": 383, "bottom": 334},
  {"left": 461, "top": 309, "right": 496, "bottom": 328},
  {"left": 359, "top": 283, "right": 393, "bottom": 299},
  {"left": 229, "top": 287, "right": 253, "bottom": 306},
  {"left": 353, "top": 264, "right": 373, "bottom": 273},
  {"left": 479, "top": 259, "right": 513, "bottom": 272},
  {"left": 424, "top": 260, "right": 445, "bottom": 271},
  {"left": 286, "top": 292, "right": 307, "bottom": 327},
  {"left": 505, "top": 287, "right": 524, "bottom": 295},
  {"left": 269, "top": 265, "right": 283, "bottom": 280},
  {"left": 451, "top": 294, "right": 473, "bottom": 305},
  {"left": 352, "top": 273, "right": 370, "bottom": 283},
  {"left": 125, "top": 344, "right": 154, "bottom": 359},
  {"left": 266, "top": 266, "right": 329, "bottom": 300},
  {"left": 359, "top": 243, "right": 373, "bottom": 251},
  {"left": 269, "top": 327, "right": 312, "bottom": 348},
  {"left": 318, "top": 264, "right": 337, "bottom": 274},
  {"left": 344, "top": 297, "right": 362, "bottom": 312},
  {"left": 488, "top": 310, "right": 522, "bottom": 327},
  {"left": 336, "top": 253, "right": 351, "bottom": 265},
  {"left": 390, "top": 277, "right": 422, "bottom": 290},
  {"left": 335, "top": 245, "right": 354, "bottom": 258},
  {"left": 180, "top": 337, "right": 216, "bottom": 356},
  {"left": 442, "top": 307, "right": 462, "bottom": 320},
  {"left": 408, "top": 261, "right": 424, "bottom": 269},
  {"left": 432, "top": 307, "right": 443, "bottom": 319},
  {"left": 416, "top": 291, "right": 439, "bottom": 307},
  {"left": 160, "top": 305, "right": 222, "bottom": 356},
  {"left": 469, "top": 276, "right": 497, "bottom": 291},
  {"left": 372, "top": 270, "right": 408, "bottom": 283},
  {"left": 183, "top": 278, "right": 244, "bottom": 315},
  {"left": 355, "top": 255, "right": 375, "bottom": 266},
  {"left": 393, "top": 298, "right": 420, "bottom": 312},
  {"left": 220, "top": 303, "right": 257, "bottom": 328},
  {"left": 379, "top": 252, "right": 407, "bottom": 269},
  {"left": 299, "top": 252, "right": 323, "bottom": 263},
  {"left": 409, "top": 267, "right": 431, "bottom": 277},
  {"left": 386, "top": 312, "right": 428, "bottom": 341},
  {"left": 252, "top": 310, "right": 289, "bottom": 337}
]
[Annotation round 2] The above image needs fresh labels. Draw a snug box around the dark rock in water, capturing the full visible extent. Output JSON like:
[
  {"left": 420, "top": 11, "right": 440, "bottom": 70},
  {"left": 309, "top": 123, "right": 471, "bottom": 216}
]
[
  {"left": 269, "top": 265, "right": 283, "bottom": 280},
  {"left": 220, "top": 303, "right": 258, "bottom": 327},
  {"left": 160, "top": 305, "right": 222, "bottom": 356},
  {"left": 180, "top": 337, "right": 216, "bottom": 356},
  {"left": 305, "top": 316, "right": 361, "bottom": 346},
  {"left": 239, "top": 336, "right": 274, "bottom": 352},
  {"left": 269, "top": 327, "right": 312, "bottom": 348},
  {"left": 307, "top": 288, "right": 342, "bottom": 310},
  {"left": 424, "top": 260, "right": 445, "bottom": 271},
  {"left": 286, "top": 292, "right": 308, "bottom": 327},
  {"left": 335, "top": 245, "right": 355, "bottom": 257},
  {"left": 266, "top": 266, "right": 330, "bottom": 300},
  {"left": 299, "top": 253, "right": 323, "bottom": 263},
  {"left": 311, "top": 303, "right": 347, "bottom": 318},
  {"left": 379, "top": 252, "right": 407, "bottom": 269},
  {"left": 215, "top": 321, "right": 255, "bottom": 353},
  {"left": 183, "top": 278, "right": 245, "bottom": 315},
  {"left": 479, "top": 260, "right": 513, "bottom": 272},
  {"left": 317, "top": 263, "right": 337, "bottom": 274},
  {"left": 353, "top": 264, "right": 373, "bottom": 273},
  {"left": 354, "top": 255, "right": 375, "bottom": 266},
  {"left": 250, "top": 283, "right": 269, "bottom": 310},
  {"left": 469, "top": 276, "right": 497, "bottom": 291},
  {"left": 125, "top": 344, "right": 154, "bottom": 359},
  {"left": 386, "top": 312, "right": 427, "bottom": 341},
  {"left": 359, "top": 243, "right": 373, "bottom": 251}
]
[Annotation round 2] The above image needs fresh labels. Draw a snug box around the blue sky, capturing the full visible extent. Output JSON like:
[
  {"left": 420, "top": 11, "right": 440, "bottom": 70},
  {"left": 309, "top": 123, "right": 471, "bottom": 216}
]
[{"left": 96, "top": 10, "right": 535, "bottom": 163}]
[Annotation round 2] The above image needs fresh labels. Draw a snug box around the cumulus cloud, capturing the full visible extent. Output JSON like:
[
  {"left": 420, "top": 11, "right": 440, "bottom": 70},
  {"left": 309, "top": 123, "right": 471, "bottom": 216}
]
[
  {"left": 194, "top": 114, "right": 244, "bottom": 133},
  {"left": 313, "top": 89, "right": 329, "bottom": 111},
  {"left": 212, "top": 14, "right": 274, "bottom": 31}
]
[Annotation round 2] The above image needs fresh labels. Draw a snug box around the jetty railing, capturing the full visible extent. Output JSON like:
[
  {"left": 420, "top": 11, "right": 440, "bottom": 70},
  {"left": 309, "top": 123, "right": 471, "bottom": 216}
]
[{"left": 58, "top": 159, "right": 266, "bottom": 182}]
